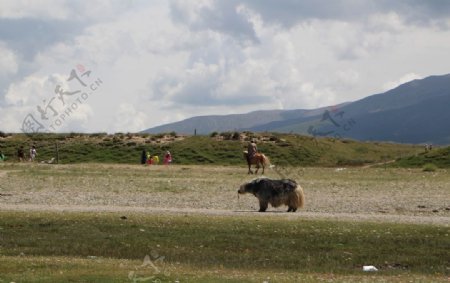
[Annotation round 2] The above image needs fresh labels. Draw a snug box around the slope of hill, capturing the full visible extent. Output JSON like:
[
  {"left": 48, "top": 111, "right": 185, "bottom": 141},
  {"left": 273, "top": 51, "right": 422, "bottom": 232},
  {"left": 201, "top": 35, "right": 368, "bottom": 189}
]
[
  {"left": 0, "top": 132, "right": 423, "bottom": 167},
  {"left": 142, "top": 74, "right": 450, "bottom": 145},
  {"left": 265, "top": 74, "right": 450, "bottom": 144},
  {"left": 142, "top": 106, "right": 338, "bottom": 135},
  {"left": 392, "top": 146, "right": 450, "bottom": 168}
]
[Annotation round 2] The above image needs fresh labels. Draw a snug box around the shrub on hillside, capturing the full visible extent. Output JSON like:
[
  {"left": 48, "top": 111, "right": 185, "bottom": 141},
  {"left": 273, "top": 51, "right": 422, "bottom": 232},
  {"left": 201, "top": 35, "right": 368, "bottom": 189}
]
[
  {"left": 91, "top": 132, "right": 107, "bottom": 137},
  {"left": 220, "top": 132, "right": 233, "bottom": 140},
  {"left": 422, "top": 163, "right": 437, "bottom": 172},
  {"left": 232, "top": 132, "right": 241, "bottom": 140},
  {"left": 269, "top": 136, "right": 280, "bottom": 142}
]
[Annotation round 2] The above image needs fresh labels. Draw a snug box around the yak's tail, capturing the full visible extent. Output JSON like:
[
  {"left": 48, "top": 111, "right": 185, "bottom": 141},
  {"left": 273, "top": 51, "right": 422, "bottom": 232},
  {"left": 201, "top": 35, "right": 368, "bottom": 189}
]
[{"left": 295, "top": 185, "right": 305, "bottom": 208}]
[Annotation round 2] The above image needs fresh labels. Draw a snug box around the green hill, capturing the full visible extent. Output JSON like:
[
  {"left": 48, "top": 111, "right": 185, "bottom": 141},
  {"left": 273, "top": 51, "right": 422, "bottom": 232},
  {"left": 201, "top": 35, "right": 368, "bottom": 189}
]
[
  {"left": 392, "top": 146, "right": 450, "bottom": 168},
  {"left": 0, "top": 132, "right": 426, "bottom": 167}
]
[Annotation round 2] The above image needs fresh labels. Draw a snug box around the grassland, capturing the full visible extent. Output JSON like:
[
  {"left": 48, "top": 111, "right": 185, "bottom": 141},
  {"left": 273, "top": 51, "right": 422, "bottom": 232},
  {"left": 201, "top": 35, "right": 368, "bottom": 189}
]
[
  {"left": 0, "top": 132, "right": 430, "bottom": 166},
  {"left": 1, "top": 211, "right": 448, "bottom": 282},
  {"left": 1, "top": 163, "right": 449, "bottom": 217},
  {"left": 392, "top": 146, "right": 450, "bottom": 168},
  {"left": 0, "top": 163, "right": 449, "bottom": 282}
]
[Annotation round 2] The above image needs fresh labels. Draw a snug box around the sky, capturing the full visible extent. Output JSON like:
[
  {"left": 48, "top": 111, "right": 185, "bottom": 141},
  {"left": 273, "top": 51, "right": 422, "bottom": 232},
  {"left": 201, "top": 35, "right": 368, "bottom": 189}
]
[{"left": 1, "top": 0, "right": 450, "bottom": 134}]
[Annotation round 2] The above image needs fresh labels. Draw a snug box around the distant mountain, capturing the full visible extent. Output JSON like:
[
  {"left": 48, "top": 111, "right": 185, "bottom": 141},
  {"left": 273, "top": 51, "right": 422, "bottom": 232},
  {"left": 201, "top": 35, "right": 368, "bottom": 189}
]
[
  {"left": 142, "top": 74, "right": 450, "bottom": 145},
  {"left": 142, "top": 105, "right": 343, "bottom": 135}
]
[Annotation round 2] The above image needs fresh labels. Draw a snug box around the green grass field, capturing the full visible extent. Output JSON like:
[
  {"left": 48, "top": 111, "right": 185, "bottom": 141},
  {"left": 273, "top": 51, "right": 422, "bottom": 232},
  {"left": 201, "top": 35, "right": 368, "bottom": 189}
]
[
  {"left": 1, "top": 211, "right": 449, "bottom": 282},
  {"left": 392, "top": 146, "right": 450, "bottom": 168},
  {"left": 0, "top": 162, "right": 449, "bottom": 282},
  {"left": 1, "top": 132, "right": 449, "bottom": 282},
  {"left": 0, "top": 132, "right": 433, "bottom": 167}
]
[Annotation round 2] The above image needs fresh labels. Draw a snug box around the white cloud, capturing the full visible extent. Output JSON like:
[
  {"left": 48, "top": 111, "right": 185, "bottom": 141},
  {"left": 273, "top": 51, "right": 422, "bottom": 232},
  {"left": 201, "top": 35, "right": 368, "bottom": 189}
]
[
  {"left": 1, "top": 1, "right": 450, "bottom": 133},
  {"left": 368, "top": 12, "right": 406, "bottom": 32},
  {"left": 0, "top": 107, "right": 27, "bottom": 132},
  {"left": 3, "top": 72, "right": 96, "bottom": 133},
  {"left": 336, "top": 69, "right": 360, "bottom": 87},
  {"left": 113, "top": 104, "right": 148, "bottom": 133},
  {"left": 0, "top": 44, "right": 18, "bottom": 77},
  {"left": 4, "top": 74, "right": 67, "bottom": 106},
  {"left": 382, "top": 73, "right": 423, "bottom": 91}
]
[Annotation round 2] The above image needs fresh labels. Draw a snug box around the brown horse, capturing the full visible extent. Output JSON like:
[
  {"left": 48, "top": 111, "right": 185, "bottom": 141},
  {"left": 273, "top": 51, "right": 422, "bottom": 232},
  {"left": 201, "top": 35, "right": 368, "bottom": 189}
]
[{"left": 243, "top": 151, "right": 271, "bottom": 174}]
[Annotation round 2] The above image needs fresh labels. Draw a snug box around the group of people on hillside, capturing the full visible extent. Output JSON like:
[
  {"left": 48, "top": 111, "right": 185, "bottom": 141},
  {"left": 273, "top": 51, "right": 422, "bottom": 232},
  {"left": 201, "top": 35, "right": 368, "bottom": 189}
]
[
  {"left": 141, "top": 150, "right": 172, "bottom": 165},
  {"left": 3, "top": 139, "right": 257, "bottom": 165},
  {"left": 0, "top": 145, "right": 37, "bottom": 163},
  {"left": 18, "top": 145, "right": 37, "bottom": 162}
]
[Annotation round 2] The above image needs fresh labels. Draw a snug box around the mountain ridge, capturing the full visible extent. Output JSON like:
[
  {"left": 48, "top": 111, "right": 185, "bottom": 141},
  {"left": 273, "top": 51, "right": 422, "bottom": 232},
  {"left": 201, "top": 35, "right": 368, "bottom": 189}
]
[{"left": 143, "top": 74, "right": 450, "bottom": 145}]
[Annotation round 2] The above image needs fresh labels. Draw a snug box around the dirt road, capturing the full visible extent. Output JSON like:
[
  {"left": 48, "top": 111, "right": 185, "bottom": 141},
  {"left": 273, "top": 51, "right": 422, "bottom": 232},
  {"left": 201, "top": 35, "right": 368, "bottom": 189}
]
[{"left": 0, "top": 164, "right": 448, "bottom": 225}]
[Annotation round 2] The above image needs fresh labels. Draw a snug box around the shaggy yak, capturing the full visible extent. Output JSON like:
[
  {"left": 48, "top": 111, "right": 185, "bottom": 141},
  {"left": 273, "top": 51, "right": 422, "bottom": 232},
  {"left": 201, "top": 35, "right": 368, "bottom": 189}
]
[{"left": 238, "top": 178, "right": 305, "bottom": 212}]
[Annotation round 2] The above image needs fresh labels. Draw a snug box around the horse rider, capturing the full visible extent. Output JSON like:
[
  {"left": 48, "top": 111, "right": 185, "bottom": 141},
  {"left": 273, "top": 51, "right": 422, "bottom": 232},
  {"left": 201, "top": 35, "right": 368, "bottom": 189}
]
[{"left": 247, "top": 139, "right": 258, "bottom": 163}]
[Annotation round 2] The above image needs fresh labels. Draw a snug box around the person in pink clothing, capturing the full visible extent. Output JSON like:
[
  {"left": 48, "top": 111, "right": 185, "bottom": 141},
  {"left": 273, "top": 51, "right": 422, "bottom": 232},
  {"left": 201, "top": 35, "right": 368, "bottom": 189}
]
[{"left": 163, "top": 151, "right": 172, "bottom": 165}]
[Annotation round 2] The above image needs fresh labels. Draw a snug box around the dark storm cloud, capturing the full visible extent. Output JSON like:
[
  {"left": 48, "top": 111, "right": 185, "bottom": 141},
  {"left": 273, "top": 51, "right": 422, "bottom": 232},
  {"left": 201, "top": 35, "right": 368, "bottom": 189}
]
[
  {"left": 0, "top": 18, "right": 85, "bottom": 60},
  {"left": 0, "top": 18, "right": 87, "bottom": 102},
  {"left": 244, "top": 0, "right": 371, "bottom": 26},
  {"left": 172, "top": 87, "right": 272, "bottom": 107},
  {"left": 152, "top": 70, "right": 273, "bottom": 107},
  {"left": 243, "top": 0, "right": 450, "bottom": 27},
  {"left": 169, "top": 1, "right": 259, "bottom": 43},
  {"left": 168, "top": 0, "right": 450, "bottom": 47}
]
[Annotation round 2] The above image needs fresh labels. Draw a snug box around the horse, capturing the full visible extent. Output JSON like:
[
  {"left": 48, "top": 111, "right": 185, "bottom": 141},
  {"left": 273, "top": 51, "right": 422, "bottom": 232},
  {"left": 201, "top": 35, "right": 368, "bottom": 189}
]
[{"left": 243, "top": 151, "right": 270, "bottom": 174}]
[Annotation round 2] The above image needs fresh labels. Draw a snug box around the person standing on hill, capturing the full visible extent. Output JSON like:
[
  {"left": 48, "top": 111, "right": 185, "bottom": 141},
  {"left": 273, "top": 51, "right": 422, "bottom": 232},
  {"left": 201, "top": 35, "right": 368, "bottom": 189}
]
[
  {"left": 29, "top": 145, "right": 37, "bottom": 162},
  {"left": 17, "top": 146, "right": 25, "bottom": 162},
  {"left": 0, "top": 151, "right": 5, "bottom": 162},
  {"left": 152, "top": 155, "right": 160, "bottom": 164},
  {"left": 141, "top": 149, "right": 147, "bottom": 165},
  {"left": 164, "top": 151, "right": 172, "bottom": 165},
  {"left": 147, "top": 151, "right": 152, "bottom": 165}
]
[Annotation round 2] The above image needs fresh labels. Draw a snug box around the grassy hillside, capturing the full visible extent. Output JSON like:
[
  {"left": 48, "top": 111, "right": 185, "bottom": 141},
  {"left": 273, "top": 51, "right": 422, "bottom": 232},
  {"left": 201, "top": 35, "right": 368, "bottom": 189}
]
[
  {"left": 0, "top": 132, "right": 424, "bottom": 166},
  {"left": 392, "top": 146, "right": 450, "bottom": 168}
]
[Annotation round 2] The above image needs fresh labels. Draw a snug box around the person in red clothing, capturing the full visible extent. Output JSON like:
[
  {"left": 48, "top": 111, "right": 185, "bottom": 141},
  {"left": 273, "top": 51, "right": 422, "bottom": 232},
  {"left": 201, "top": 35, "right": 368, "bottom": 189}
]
[{"left": 164, "top": 151, "right": 172, "bottom": 165}]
